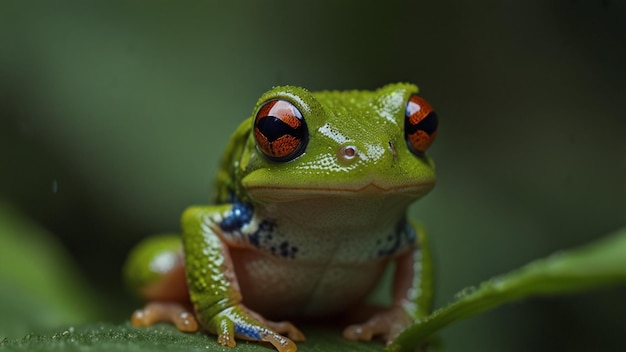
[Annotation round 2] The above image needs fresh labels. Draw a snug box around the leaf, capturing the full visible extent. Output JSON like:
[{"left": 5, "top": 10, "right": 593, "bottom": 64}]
[
  {"left": 0, "top": 323, "right": 384, "bottom": 352},
  {"left": 387, "top": 227, "right": 626, "bottom": 352}
]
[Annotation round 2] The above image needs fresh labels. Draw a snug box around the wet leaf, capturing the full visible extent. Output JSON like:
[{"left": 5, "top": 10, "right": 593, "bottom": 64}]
[{"left": 0, "top": 323, "right": 383, "bottom": 352}]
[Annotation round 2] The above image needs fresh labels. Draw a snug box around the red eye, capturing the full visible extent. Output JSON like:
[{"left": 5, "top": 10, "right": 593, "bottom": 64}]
[
  {"left": 404, "top": 95, "right": 438, "bottom": 155},
  {"left": 254, "top": 99, "right": 308, "bottom": 162}
]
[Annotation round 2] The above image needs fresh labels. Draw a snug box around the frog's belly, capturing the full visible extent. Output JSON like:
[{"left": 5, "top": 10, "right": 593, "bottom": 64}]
[{"left": 231, "top": 247, "right": 388, "bottom": 319}]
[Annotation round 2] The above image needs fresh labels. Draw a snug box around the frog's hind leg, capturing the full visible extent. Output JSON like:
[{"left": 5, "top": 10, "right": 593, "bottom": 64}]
[{"left": 123, "top": 234, "right": 198, "bottom": 332}]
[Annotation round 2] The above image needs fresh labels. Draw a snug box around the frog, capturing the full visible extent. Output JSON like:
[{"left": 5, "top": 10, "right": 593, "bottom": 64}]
[{"left": 123, "top": 83, "right": 439, "bottom": 352}]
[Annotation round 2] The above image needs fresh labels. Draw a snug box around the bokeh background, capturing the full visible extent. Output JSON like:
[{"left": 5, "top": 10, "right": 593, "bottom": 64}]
[{"left": 1, "top": 1, "right": 625, "bottom": 351}]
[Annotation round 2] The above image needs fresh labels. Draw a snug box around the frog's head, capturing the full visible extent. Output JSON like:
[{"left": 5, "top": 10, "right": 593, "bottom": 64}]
[{"left": 237, "top": 83, "right": 437, "bottom": 203}]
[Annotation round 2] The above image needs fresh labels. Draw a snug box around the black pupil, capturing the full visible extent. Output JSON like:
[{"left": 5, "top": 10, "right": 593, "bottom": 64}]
[
  {"left": 256, "top": 116, "right": 305, "bottom": 141},
  {"left": 405, "top": 111, "right": 439, "bottom": 135}
]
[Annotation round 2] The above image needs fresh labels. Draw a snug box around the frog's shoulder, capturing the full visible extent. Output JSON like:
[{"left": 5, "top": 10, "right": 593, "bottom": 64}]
[{"left": 214, "top": 116, "right": 252, "bottom": 204}]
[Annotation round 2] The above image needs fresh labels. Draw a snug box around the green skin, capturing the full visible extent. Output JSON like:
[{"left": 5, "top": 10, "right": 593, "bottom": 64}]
[{"left": 124, "top": 83, "right": 437, "bottom": 352}]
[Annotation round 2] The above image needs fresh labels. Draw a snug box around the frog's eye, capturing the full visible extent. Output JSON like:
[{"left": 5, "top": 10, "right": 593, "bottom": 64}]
[
  {"left": 254, "top": 99, "right": 308, "bottom": 162},
  {"left": 405, "top": 95, "right": 438, "bottom": 155}
]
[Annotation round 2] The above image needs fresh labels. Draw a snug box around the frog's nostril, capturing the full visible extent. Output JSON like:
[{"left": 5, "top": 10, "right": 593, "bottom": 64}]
[
  {"left": 337, "top": 145, "right": 358, "bottom": 164},
  {"left": 388, "top": 141, "right": 396, "bottom": 155}
]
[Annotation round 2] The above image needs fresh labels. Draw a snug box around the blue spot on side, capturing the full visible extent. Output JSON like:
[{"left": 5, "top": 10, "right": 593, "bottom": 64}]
[
  {"left": 404, "top": 222, "right": 417, "bottom": 245},
  {"left": 219, "top": 202, "right": 253, "bottom": 232},
  {"left": 234, "top": 322, "right": 262, "bottom": 340}
]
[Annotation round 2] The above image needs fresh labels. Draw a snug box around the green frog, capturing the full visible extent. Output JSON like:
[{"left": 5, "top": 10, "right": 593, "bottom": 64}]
[{"left": 124, "top": 83, "right": 438, "bottom": 352}]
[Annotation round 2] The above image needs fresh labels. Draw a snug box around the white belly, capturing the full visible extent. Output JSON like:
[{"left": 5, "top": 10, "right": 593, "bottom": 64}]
[
  {"left": 231, "top": 247, "right": 389, "bottom": 319},
  {"left": 225, "top": 194, "right": 416, "bottom": 318}
]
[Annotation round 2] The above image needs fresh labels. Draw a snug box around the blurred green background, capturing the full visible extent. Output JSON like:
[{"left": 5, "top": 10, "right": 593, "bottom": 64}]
[{"left": 0, "top": 0, "right": 624, "bottom": 351}]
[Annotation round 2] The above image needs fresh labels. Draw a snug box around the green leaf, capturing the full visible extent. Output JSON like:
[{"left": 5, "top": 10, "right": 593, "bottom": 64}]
[
  {"left": 0, "top": 323, "right": 384, "bottom": 352},
  {"left": 387, "top": 227, "right": 626, "bottom": 352}
]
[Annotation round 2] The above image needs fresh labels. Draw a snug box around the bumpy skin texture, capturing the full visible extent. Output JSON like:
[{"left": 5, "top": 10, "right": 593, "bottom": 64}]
[{"left": 124, "top": 83, "right": 438, "bottom": 352}]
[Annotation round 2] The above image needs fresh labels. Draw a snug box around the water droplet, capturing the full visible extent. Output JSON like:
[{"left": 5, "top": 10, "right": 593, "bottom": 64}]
[{"left": 454, "top": 286, "right": 477, "bottom": 299}]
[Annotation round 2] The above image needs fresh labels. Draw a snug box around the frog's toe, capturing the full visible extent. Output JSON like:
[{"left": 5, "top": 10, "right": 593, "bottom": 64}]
[
  {"left": 216, "top": 327, "right": 236, "bottom": 348},
  {"left": 264, "top": 321, "right": 306, "bottom": 342},
  {"left": 172, "top": 310, "right": 199, "bottom": 332},
  {"left": 241, "top": 306, "right": 305, "bottom": 342},
  {"left": 233, "top": 318, "right": 298, "bottom": 352},
  {"left": 342, "top": 306, "right": 412, "bottom": 344},
  {"left": 342, "top": 324, "right": 375, "bottom": 341},
  {"left": 131, "top": 302, "right": 198, "bottom": 332},
  {"left": 259, "top": 329, "right": 298, "bottom": 352}
]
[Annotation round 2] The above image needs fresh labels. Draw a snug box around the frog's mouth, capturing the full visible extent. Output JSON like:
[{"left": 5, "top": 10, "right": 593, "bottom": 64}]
[{"left": 245, "top": 180, "right": 435, "bottom": 202}]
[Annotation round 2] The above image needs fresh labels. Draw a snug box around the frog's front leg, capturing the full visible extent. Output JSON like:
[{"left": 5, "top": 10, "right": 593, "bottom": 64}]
[
  {"left": 182, "top": 205, "right": 305, "bottom": 352},
  {"left": 343, "top": 222, "right": 434, "bottom": 345}
]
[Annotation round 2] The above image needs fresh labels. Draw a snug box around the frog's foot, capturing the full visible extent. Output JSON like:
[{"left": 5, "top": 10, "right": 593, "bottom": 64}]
[
  {"left": 209, "top": 305, "right": 302, "bottom": 352},
  {"left": 243, "top": 307, "right": 306, "bottom": 342},
  {"left": 342, "top": 306, "right": 412, "bottom": 345},
  {"left": 263, "top": 321, "right": 306, "bottom": 342},
  {"left": 131, "top": 302, "right": 199, "bottom": 332}
]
